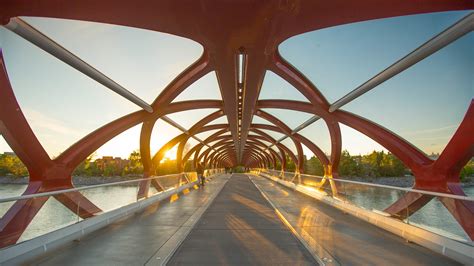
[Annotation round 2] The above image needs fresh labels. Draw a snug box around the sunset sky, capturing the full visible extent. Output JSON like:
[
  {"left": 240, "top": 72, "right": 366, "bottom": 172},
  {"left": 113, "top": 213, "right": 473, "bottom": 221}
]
[{"left": 0, "top": 10, "right": 472, "bottom": 161}]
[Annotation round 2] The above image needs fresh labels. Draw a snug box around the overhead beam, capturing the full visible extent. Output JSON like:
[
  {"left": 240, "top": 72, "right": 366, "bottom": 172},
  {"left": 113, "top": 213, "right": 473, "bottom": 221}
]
[
  {"left": 329, "top": 12, "right": 474, "bottom": 112},
  {"left": 161, "top": 115, "right": 216, "bottom": 152},
  {"left": 4, "top": 17, "right": 153, "bottom": 113},
  {"left": 263, "top": 12, "right": 474, "bottom": 151}
]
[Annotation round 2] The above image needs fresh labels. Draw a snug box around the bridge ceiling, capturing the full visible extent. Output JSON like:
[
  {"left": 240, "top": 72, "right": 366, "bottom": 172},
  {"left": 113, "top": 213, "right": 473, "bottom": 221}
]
[
  {"left": 0, "top": 0, "right": 473, "bottom": 244},
  {"left": 1, "top": 0, "right": 471, "bottom": 165}
]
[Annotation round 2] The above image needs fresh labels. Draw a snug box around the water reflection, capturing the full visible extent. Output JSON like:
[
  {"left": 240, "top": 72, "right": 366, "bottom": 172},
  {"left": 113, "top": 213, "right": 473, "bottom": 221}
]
[
  {"left": 1, "top": 183, "right": 472, "bottom": 243},
  {"left": 0, "top": 184, "right": 137, "bottom": 243}
]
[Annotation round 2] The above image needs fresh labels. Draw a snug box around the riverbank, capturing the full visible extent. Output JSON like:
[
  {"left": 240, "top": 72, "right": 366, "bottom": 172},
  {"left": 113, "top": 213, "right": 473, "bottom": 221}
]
[
  {"left": 0, "top": 176, "right": 143, "bottom": 186},
  {"left": 342, "top": 176, "right": 414, "bottom": 187},
  {"left": 1, "top": 175, "right": 473, "bottom": 188},
  {"left": 340, "top": 176, "right": 474, "bottom": 188}
]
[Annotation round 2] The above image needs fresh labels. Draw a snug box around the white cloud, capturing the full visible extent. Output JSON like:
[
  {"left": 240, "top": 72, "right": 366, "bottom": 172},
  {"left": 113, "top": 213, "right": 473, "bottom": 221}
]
[{"left": 24, "top": 108, "right": 84, "bottom": 137}]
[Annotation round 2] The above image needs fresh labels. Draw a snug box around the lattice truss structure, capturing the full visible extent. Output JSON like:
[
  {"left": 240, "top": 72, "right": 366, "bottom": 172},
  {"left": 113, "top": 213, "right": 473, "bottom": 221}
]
[{"left": 0, "top": 1, "right": 473, "bottom": 246}]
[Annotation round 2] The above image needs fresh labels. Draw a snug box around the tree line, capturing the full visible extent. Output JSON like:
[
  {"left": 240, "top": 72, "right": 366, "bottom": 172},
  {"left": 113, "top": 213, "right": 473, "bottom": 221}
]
[
  {"left": 72, "top": 151, "right": 194, "bottom": 177},
  {"left": 275, "top": 150, "right": 473, "bottom": 181},
  {"left": 1, "top": 150, "right": 473, "bottom": 181}
]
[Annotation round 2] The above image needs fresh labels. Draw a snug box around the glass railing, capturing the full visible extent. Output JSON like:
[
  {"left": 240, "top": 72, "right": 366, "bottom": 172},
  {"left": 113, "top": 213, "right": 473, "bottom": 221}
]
[
  {"left": 254, "top": 168, "right": 474, "bottom": 243},
  {"left": 204, "top": 168, "right": 225, "bottom": 177},
  {"left": 0, "top": 169, "right": 224, "bottom": 248}
]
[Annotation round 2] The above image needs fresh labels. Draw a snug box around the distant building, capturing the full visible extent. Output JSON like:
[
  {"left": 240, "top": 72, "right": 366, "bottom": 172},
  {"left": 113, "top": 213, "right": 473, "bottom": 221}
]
[
  {"left": 2, "top": 152, "right": 15, "bottom": 156},
  {"left": 95, "top": 156, "right": 130, "bottom": 170}
]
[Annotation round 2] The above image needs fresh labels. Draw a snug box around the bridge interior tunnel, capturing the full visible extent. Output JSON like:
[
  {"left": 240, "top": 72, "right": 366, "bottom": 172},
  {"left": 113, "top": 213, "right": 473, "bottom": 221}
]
[{"left": 0, "top": 0, "right": 473, "bottom": 248}]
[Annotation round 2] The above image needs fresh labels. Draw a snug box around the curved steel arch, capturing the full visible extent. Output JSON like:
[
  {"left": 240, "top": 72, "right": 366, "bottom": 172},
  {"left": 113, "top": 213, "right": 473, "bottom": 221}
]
[
  {"left": 186, "top": 126, "right": 296, "bottom": 170},
  {"left": 203, "top": 136, "right": 275, "bottom": 167},
  {"left": 150, "top": 110, "right": 225, "bottom": 167},
  {"left": 249, "top": 128, "right": 291, "bottom": 172},
  {"left": 0, "top": 1, "right": 472, "bottom": 246},
  {"left": 180, "top": 125, "right": 229, "bottom": 166}
]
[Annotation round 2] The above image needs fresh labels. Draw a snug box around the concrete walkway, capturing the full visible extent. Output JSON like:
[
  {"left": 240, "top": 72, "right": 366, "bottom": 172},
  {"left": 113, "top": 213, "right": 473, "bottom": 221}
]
[
  {"left": 167, "top": 174, "right": 316, "bottom": 265},
  {"left": 249, "top": 174, "right": 460, "bottom": 266},
  {"left": 33, "top": 173, "right": 460, "bottom": 265},
  {"left": 35, "top": 175, "right": 230, "bottom": 266}
]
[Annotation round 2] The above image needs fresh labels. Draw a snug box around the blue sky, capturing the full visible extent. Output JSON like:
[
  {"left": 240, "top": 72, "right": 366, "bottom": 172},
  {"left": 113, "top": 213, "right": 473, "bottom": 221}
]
[{"left": 0, "top": 10, "right": 472, "bottom": 160}]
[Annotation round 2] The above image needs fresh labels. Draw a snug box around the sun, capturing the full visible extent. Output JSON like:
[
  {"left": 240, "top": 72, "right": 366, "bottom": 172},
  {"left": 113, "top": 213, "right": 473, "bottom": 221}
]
[{"left": 164, "top": 147, "right": 177, "bottom": 161}]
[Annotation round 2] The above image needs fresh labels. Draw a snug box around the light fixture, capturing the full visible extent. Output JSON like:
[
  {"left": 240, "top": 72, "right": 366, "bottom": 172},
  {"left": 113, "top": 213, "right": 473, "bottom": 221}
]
[{"left": 238, "top": 53, "right": 245, "bottom": 84}]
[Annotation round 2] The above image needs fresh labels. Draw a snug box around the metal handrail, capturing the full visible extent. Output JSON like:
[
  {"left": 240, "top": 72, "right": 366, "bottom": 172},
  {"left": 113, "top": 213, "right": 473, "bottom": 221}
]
[
  {"left": 0, "top": 172, "right": 188, "bottom": 203},
  {"left": 4, "top": 18, "right": 153, "bottom": 113},
  {"left": 258, "top": 169, "right": 474, "bottom": 201}
]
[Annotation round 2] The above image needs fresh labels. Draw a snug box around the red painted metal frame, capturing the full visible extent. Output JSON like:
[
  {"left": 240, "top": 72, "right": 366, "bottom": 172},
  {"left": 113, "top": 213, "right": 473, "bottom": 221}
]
[{"left": 0, "top": 0, "right": 472, "bottom": 247}]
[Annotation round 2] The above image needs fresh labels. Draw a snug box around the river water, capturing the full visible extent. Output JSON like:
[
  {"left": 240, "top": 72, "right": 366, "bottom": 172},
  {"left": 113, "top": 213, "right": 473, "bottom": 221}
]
[{"left": 0, "top": 183, "right": 473, "bottom": 244}]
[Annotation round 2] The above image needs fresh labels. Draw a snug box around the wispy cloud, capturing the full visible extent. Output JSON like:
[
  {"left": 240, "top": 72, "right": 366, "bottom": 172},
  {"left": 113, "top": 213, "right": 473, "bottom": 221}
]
[
  {"left": 402, "top": 124, "right": 458, "bottom": 136},
  {"left": 24, "top": 108, "right": 84, "bottom": 137}
]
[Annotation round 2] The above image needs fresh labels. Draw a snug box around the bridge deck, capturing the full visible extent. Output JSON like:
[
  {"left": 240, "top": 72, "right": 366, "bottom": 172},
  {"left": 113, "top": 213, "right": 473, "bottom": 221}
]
[
  {"left": 34, "top": 173, "right": 459, "bottom": 265},
  {"left": 167, "top": 174, "right": 316, "bottom": 265},
  {"left": 249, "top": 174, "right": 459, "bottom": 266},
  {"left": 35, "top": 175, "right": 230, "bottom": 265}
]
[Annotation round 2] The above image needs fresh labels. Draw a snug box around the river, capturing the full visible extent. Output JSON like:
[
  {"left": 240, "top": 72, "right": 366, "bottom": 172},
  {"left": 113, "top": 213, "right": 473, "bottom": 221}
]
[{"left": 0, "top": 183, "right": 473, "bottom": 244}]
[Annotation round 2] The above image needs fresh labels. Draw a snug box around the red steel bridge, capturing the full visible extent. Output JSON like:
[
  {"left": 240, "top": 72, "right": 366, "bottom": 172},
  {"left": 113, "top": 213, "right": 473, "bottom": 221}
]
[{"left": 0, "top": 1, "right": 473, "bottom": 263}]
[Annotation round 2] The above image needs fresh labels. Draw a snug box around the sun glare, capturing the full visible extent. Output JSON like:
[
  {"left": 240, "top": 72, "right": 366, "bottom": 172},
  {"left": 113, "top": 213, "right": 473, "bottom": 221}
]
[{"left": 164, "top": 147, "right": 177, "bottom": 161}]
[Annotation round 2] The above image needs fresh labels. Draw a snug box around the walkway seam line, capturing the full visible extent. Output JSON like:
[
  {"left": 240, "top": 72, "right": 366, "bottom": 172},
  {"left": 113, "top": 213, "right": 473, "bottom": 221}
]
[
  {"left": 246, "top": 174, "right": 328, "bottom": 266},
  {"left": 145, "top": 174, "right": 231, "bottom": 266}
]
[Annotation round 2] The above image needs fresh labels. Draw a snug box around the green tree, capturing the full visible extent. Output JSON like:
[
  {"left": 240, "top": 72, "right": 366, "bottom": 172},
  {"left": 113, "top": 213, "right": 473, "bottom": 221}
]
[
  {"left": 339, "top": 150, "right": 360, "bottom": 177},
  {"left": 126, "top": 150, "right": 143, "bottom": 175},
  {"left": 73, "top": 155, "right": 94, "bottom": 176},
  {"left": 285, "top": 154, "right": 296, "bottom": 172},
  {"left": 0, "top": 154, "right": 28, "bottom": 177},
  {"left": 305, "top": 156, "right": 324, "bottom": 176}
]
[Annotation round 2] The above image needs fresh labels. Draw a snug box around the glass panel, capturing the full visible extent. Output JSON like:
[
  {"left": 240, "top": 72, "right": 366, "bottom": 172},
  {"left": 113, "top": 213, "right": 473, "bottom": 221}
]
[
  {"left": 342, "top": 32, "right": 473, "bottom": 155},
  {"left": 173, "top": 71, "right": 221, "bottom": 102},
  {"left": 409, "top": 196, "right": 471, "bottom": 241},
  {"left": 19, "top": 197, "right": 79, "bottom": 243},
  {"left": 259, "top": 108, "right": 313, "bottom": 130},
  {"left": 298, "top": 119, "right": 331, "bottom": 156},
  {"left": 0, "top": 137, "right": 28, "bottom": 218},
  {"left": 341, "top": 182, "right": 404, "bottom": 212},
  {"left": 154, "top": 174, "right": 182, "bottom": 188},
  {"left": 0, "top": 185, "right": 28, "bottom": 218},
  {"left": 259, "top": 71, "right": 309, "bottom": 102},
  {"left": 22, "top": 17, "right": 203, "bottom": 103},
  {"left": 279, "top": 11, "right": 471, "bottom": 103},
  {"left": 166, "top": 108, "right": 218, "bottom": 130},
  {"left": 284, "top": 171, "right": 474, "bottom": 243},
  {"left": 79, "top": 185, "right": 137, "bottom": 213}
]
